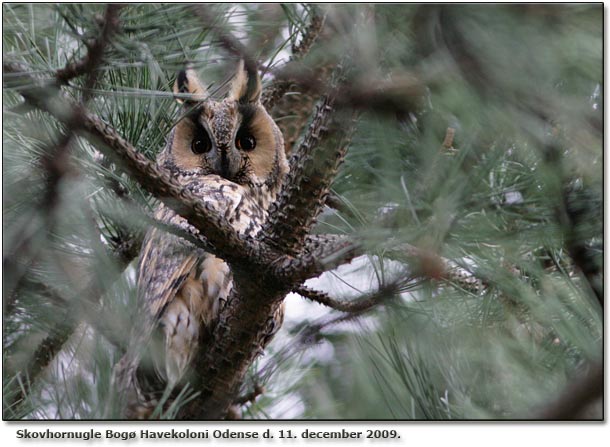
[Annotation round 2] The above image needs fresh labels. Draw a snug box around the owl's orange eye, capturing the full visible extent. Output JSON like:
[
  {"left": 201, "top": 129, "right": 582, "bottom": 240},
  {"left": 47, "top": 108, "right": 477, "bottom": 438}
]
[
  {"left": 191, "top": 132, "right": 212, "bottom": 154},
  {"left": 236, "top": 134, "right": 256, "bottom": 151}
]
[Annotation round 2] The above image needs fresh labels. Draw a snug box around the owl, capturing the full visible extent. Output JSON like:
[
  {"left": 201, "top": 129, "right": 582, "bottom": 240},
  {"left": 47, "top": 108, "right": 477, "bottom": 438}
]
[{"left": 123, "top": 61, "right": 288, "bottom": 411}]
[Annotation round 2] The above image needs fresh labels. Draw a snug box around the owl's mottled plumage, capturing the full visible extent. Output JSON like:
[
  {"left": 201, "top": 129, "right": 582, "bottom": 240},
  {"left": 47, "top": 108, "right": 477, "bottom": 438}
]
[{"left": 123, "top": 62, "right": 288, "bottom": 412}]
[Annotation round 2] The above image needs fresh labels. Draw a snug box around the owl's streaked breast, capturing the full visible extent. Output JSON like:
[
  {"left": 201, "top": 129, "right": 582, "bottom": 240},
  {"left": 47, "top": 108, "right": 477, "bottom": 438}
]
[{"left": 148, "top": 177, "right": 247, "bottom": 376}]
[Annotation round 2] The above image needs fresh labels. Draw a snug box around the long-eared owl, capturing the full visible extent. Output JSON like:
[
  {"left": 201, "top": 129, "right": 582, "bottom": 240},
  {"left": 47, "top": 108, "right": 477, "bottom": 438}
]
[{"left": 136, "top": 62, "right": 288, "bottom": 390}]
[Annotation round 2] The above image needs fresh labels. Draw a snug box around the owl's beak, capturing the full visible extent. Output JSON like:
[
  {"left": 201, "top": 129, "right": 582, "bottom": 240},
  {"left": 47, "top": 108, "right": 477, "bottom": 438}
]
[{"left": 210, "top": 145, "right": 242, "bottom": 181}]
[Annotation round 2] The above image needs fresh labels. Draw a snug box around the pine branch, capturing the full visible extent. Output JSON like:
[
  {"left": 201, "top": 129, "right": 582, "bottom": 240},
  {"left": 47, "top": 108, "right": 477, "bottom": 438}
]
[
  {"left": 3, "top": 8, "right": 127, "bottom": 416},
  {"left": 261, "top": 9, "right": 327, "bottom": 110},
  {"left": 294, "top": 284, "right": 398, "bottom": 313},
  {"left": 5, "top": 199, "right": 137, "bottom": 415},
  {"left": 5, "top": 62, "right": 366, "bottom": 284},
  {"left": 55, "top": 5, "right": 123, "bottom": 91},
  {"left": 263, "top": 81, "right": 355, "bottom": 256},
  {"left": 281, "top": 235, "right": 362, "bottom": 283},
  {"left": 190, "top": 5, "right": 259, "bottom": 76},
  {"left": 233, "top": 383, "right": 265, "bottom": 406},
  {"left": 270, "top": 65, "right": 426, "bottom": 117}
]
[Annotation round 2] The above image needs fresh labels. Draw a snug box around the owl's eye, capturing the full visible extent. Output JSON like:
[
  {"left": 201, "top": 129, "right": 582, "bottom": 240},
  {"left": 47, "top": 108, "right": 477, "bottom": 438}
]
[
  {"left": 235, "top": 133, "right": 256, "bottom": 151},
  {"left": 191, "top": 132, "right": 212, "bottom": 154}
]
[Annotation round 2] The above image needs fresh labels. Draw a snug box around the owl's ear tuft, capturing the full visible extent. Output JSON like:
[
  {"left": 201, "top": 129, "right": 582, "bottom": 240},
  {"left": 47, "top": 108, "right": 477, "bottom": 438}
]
[
  {"left": 229, "top": 59, "right": 261, "bottom": 104},
  {"left": 173, "top": 68, "right": 207, "bottom": 104}
]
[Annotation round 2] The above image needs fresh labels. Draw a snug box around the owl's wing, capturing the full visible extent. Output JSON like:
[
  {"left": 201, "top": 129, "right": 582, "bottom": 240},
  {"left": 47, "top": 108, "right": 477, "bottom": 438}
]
[
  {"left": 137, "top": 206, "right": 202, "bottom": 320},
  {"left": 113, "top": 205, "right": 201, "bottom": 413}
]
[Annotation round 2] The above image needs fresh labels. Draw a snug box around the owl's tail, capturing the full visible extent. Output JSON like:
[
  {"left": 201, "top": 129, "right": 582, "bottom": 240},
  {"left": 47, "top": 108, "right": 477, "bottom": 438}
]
[{"left": 109, "top": 350, "right": 166, "bottom": 419}]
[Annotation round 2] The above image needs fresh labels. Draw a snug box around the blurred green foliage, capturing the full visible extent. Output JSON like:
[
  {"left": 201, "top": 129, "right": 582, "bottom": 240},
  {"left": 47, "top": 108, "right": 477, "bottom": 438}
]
[{"left": 3, "top": 3, "right": 602, "bottom": 419}]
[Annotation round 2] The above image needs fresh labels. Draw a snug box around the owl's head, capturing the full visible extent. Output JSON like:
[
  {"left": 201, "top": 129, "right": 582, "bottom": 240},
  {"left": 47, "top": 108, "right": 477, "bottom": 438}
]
[{"left": 162, "top": 62, "right": 288, "bottom": 192}]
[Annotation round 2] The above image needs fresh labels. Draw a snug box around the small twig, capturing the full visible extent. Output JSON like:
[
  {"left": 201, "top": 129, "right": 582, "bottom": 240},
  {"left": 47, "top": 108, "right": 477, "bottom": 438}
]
[
  {"left": 293, "top": 284, "right": 398, "bottom": 313},
  {"left": 55, "top": 5, "right": 123, "bottom": 88},
  {"left": 269, "top": 66, "right": 425, "bottom": 117},
  {"left": 262, "top": 9, "right": 327, "bottom": 110},
  {"left": 296, "top": 308, "right": 373, "bottom": 348},
  {"left": 233, "top": 384, "right": 265, "bottom": 406},
  {"left": 191, "top": 5, "right": 258, "bottom": 75},
  {"left": 281, "top": 236, "right": 362, "bottom": 283}
]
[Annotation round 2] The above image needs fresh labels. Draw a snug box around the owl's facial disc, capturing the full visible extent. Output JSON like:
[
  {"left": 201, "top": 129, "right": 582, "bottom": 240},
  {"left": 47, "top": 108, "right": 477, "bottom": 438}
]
[{"left": 170, "top": 66, "right": 286, "bottom": 187}]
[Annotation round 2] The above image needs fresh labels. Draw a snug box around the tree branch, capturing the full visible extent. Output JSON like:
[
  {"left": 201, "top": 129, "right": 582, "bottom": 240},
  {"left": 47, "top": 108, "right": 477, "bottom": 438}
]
[
  {"left": 293, "top": 284, "right": 398, "bottom": 313},
  {"left": 279, "top": 235, "right": 362, "bottom": 283},
  {"left": 55, "top": 4, "right": 122, "bottom": 92},
  {"left": 269, "top": 65, "right": 426, "bottom": 117},
  {"left": 263, "top": 83, "right": 355, "bottom": 257},
  {"left": 233, "top": 383, "right": 265, "bottom": 406},
  {"left": 5, "top": 60, "right": 368, "bottom": 287},
  {"left": 190, "top": 5, "right": 259, "bottom": 77},
  {"left": 261, "top": 9, "right": 327, "bottom": 110}
]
